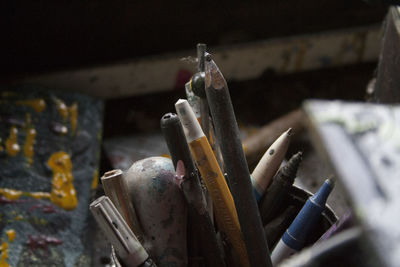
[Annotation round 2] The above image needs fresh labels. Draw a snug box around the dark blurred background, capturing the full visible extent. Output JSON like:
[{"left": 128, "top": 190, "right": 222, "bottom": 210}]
[
  {"left": 0, "top": 1, "right": 386, "bottom": 76},
  {"left": 0, "top": 1, "right": 389, "bottom": 137}
]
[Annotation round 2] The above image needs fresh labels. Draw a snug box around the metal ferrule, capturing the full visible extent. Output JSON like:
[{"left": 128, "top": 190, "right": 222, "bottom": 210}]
[{"left": 90, "top": 196, "right": 149, "bottom": 267}]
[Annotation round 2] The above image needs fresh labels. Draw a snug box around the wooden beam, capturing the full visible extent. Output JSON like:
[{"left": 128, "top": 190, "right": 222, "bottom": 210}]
[{"left": 17, "top": 25, "right": 382, "bottom": 99}]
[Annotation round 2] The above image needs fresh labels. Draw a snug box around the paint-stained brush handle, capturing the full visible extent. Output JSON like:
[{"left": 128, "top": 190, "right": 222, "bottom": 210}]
[{"left": 90, "top": 196, "right": 153, "bottom": 267}]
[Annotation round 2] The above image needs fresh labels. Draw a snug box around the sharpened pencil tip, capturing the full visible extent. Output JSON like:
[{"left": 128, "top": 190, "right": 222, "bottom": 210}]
[
  {"left": 204, "top": 59, "right": 226, "bottom": 90},
  {"left": 286, "top": 128, "right": 293, "bottom": 136}
]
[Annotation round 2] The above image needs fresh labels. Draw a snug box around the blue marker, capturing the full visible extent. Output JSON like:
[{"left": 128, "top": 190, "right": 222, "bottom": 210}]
[{"left": 271, "top": 177, "right": 335, "bottom": 265}]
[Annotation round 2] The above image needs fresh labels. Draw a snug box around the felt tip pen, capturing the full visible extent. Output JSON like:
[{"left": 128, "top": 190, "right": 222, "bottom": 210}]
[
  {"left": 251, "top": 128, "right": 292, "bottom": 202},
  {"left": 175, "top": 99, "right": 250, "bottom": 267},
  {"left": 271, "top": 177, "right": 335, "bottom": 265}
]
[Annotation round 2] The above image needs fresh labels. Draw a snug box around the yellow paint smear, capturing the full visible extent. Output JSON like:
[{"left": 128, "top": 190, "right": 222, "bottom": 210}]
[
  {"left": 69, "top": 102, "right": 78, "bottom": 134},
  {"left": 5, "top": 230, "right": 15, "bottom": 243},
  {"left": 0, "top": 151, "right": 77, "bottom": 211},
  {"left": 16, "top": 99, "right": 46, "bottom": 113},
  {"left": 29, "top": 192, "right": 51, "bottom": 199},
  {"left": 6, "top": 126, "right": 20, "bottom": 156},
  {"left": 0, "top": 242, "right": 9, "bottom": 267},
  {"left": 160, "top": 154, "right": 171, "bottom": 159},
  {"left": 0, "top": 188, "right": 50, "bottom": 201},
  {"left": 91, "top": 170, "right": 99, "bottom": 190},
  {"left": 55, "top": 98, "right": 79, "bottom": 134},
  {"left": 55, "top": 98, "right": 69, "bottom": 121},
  {"left": 24, "top": 124, "right": 36, "bottom": 165},
  {"left": 48, "top": 151, "right": 78, "bottom": 210},
  {"left": 0, "top": 188, "right": 22, "bottom": 200},
  {"left": 14, "top": 215, "right": 23, "bottom": 221}
]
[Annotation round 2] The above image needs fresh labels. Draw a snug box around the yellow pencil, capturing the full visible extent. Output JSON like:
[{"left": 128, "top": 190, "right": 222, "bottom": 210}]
[{"left": 175, "top": 99, "right": 250, "bottom": 267}]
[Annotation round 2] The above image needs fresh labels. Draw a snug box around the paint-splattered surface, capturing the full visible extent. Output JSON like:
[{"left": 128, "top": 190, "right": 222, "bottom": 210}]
[
  {"left": 304, "top": 100, "right": 400, "bottom": 267},
  {"left": 0, "top": 86, "right": 103, "bottom": 266}
]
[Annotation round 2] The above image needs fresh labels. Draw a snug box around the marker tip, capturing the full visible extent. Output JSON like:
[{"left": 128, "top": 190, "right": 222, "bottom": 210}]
[{"left": 326, "top": 176, "right": 335, "bottom": 188}]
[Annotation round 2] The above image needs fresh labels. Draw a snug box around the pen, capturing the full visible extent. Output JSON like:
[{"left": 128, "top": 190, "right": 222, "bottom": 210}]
[
  {"left": 259, "top": 152, "right": 302, "bottom": 225},
  {"left": 251, "top": 128, "right": 292, "bottom": 202},
  {"left": 160, "top": 112, "right": 225, "bottom": 267},
  {"left": 271, "top": 177, "right": 335, "bottom": 265},
  {"left": 90, "top": 196, "right": 155, "bottom": 267},
  {"left": 205, "top": 54, "right": 272, "bottom": 267},
  {"left": 101, "top": 169, "right": 144, "bottom": 242},
  {"left": 175, "top": 99, "right": 250, "bottom": 267},
  {"left": 278, "top": 228, "right": 361, "bottom": 267}
]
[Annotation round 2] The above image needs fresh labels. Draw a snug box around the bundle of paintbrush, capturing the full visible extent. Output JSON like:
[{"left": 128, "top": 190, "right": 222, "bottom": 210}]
[{"left": 90, "top": 44, "right": 343, "bottom": 267}]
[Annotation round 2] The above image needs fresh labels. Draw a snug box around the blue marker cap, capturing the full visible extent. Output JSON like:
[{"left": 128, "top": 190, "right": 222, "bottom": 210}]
[{"left": 282, "top": 177, "right": 335, "bottom": 251}]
